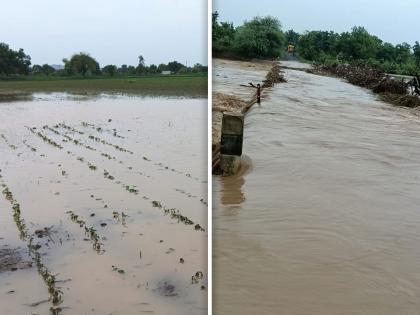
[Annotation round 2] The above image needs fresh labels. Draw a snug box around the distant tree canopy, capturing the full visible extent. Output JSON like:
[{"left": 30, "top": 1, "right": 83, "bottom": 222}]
[
  {"left": 167, "top": 61, "right": 184, "bottom": 73},
  {"left": 297, "top": 26, "right": 420, "bottom": 74},
  {"left": 414, "top": 41, "right": 420, "bottom": 68},
  {"left": 148, "top": 64, "right": 158, "bottom": 74},
  {"left": 285, "top": 29, "right": 300, "bottom": 46},
  {"left": 213, "top": 12, "right": 285, "bottom": 59},
  {"left": 0, "top": 42, "right": 31, "bottom": 76},
  {"left": 114, "top": 60, "right": 205, "bottom": 75},
  {"left": 63, "top": 53, "right": 100, "bottom": 76},
  {"left": 213, "top": 12, "right": 420, "bottom": 74},
  {"left": 213, "top": 12, "right": 236, "bottom": 55},
  {"left": 32, "top": 64, "right": 55, "bottom": 75},
  {"left": 137, "top": 55, "right": 146, "bottom": 74},
  {"left": 102, "top": 64, "right": 117, "bottom": 76},
  {"left": 298, "top": 30, "right": 339, "bottom": 61},
  {"left": 0, "top": 42, "right": 206, "bottom": 78},
  {"left": 233, "top": 17, "right": 285, "bottom": 58}
]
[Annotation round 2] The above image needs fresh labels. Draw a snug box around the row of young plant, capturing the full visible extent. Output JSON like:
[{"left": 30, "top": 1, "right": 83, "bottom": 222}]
[
  {"left": 45, "top": 125, "right": 150, "bottom": 178},
  {"left": 75, "top": 121, "right": 205, "bottom": 183},
  {"left": 3, "top": 128, "right": 206, "bottom": 300},
  {"left": 30, "top": 126, "right": 205, "bottom": 231},
  {"left": 82, "top": 121, "right": 125, "bottom": 139},
  {"left": 1, "top": 134, "right": 17, "bottom": 150},
  {"left": 47, "top": 123, "right": 207, "bottom": 204},
  {"left": 0, "top": 169, "right": 64, "bottom": 314}
]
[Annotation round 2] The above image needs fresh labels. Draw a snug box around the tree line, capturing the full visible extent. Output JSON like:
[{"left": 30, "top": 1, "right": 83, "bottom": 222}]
[
  {"left": 213, "top": 12, "right": 285, "bottom": 59},
  {"left": 296, "top": 27, "right": 420, "bottom": 74},
  {"left": 213, "top": 11, "right": 420, "bottom": 75},
  {"left": 0, "top": 43, "right": 207, "bottom": 77}
]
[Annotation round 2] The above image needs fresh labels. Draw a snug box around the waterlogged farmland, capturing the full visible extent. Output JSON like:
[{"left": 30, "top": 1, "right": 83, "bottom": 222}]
[{"left": 0, "top": 94, "right": 207, "bottom": 314}]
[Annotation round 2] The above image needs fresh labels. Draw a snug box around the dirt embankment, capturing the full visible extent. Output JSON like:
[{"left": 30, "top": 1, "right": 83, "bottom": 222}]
[
  {"left": 212, "top": 61, "right": 286, "bottom": 171},
  {"left": 307, "top": 63, "right": 420, "bottom": 108}
]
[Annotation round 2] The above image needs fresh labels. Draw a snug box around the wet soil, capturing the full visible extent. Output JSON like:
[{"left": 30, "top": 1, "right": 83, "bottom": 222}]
[
  {"left": 0, "top": 93, "right": 207, "bottom": 315},
  {"left": 0, "top": 246, "right": 32, "bottom": 273}
]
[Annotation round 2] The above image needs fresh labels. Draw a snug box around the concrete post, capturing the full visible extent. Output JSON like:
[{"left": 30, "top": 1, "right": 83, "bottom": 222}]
[{"left": 220, "top": 112, "right": 244, "bottom": 176}]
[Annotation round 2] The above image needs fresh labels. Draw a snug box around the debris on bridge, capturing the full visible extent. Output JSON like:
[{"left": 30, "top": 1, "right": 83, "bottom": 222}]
[
  {"left": 308, "top": 63, "right": 420, "bottom": 108},
  {"left": 263, "top": 64, "right": 287, "bottom": 87}
]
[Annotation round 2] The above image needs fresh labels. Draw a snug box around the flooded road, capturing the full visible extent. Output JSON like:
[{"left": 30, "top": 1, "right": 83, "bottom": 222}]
[
  {"left": 213, "top": 60, "right": 420, "bottom": 314},
  {"left": 0, "top": 94, "right": 207, "bottom": 314}
]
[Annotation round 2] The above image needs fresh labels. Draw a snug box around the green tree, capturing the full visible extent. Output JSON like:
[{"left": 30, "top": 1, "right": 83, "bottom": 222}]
[
  {"left": 232, "top": 16, "right": 285, "bottom": 58},
  {"left": 127, "top": 65, "right": 136, "bottom": 74},
  {"left": 137, "top": 55, "right": 146, "bottom": 74},
  {"left": 285, "top": 29, "right": 300, "bottom": 45},
  {"left": 102, "top": 64, "right": 117, "bottom": 76},
  {"left": 31, "top": 64, "right": 43, "bottom": 75},
  {"left": 32, "top": 64, "right": 55, "bottom": 75},
  {"left": 414, "top": 41, "right": 420, "bottom": 69},
  {"left": 394, "top": 42, "right": 412, "bottom": 66},
  {"left": 148, "top": 64, "right": 158, "bottom": 74},
  {"left": 63, "top": 53, "right": 100, "bottom": 76},
  {"left": 41, "top": 64, "right": 55, "bottom": 75},
  {"left": 0, "top": 42, "right": 31, "bottom": 75},
  {"left": 157, "top": 63, "right": 168, "bottom": 73},
  {"left": 376, "top": 42, "right": 396, "bottom": 62},
  {"left": 167, "top": 61, "right": 184, "bottom": 73},
  {"left": 212, "top": 11, "right": 236, "bottom": 55},
  {"left": 337, "top": 26, "right": 381, "bottom": 61},
  {"left": 118, "top": 64, "right": 128, "bottom": 74},
  {"left": 192, "top": 63, "right": 207, "bottom": 72},
  {"left": 298, "top": 31, "right": 339, "bottom": 61}
]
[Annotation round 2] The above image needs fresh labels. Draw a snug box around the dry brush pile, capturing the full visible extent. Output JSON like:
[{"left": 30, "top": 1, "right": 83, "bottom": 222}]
[{"left": 308, "top": 63, "right": 420, "bottom": 108}]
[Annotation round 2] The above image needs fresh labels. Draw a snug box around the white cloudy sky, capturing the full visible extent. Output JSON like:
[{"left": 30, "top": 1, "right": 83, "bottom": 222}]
[
  {"left": 0, "top": 0, "right": 208, "bottom": 67},
  {"left": 214, "top": 0, "right": 420, "bottom": 46}
]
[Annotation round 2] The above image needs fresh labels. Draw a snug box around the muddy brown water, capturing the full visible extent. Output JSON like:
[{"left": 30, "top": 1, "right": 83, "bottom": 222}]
[
  {"left": 213, "top": 60, "right": 420, "bottom": 315},
  {"left": 0, "top": 93, "right": 207, "bottom": 314}
]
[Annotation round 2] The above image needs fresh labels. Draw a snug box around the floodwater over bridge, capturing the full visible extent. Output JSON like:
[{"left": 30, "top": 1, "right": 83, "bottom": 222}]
[{"left": 213, "top": 59, "right": 420, "bottom": 315}]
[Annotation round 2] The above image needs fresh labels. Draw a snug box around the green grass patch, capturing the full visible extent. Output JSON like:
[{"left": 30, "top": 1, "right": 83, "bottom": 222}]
[{"left": 0, "top": 74, "right": 207, "bottom": 98}]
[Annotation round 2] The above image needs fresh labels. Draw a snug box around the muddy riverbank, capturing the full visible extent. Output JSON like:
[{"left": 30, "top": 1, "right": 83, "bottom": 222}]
[
  {"left": 0, "top": 93, "right": 207, "bottom": 314},
  {"left": 214, "top": 60, "right": 420, "bottom": 314}
]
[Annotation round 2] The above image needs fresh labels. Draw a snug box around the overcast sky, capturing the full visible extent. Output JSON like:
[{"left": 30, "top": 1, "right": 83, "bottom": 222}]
[
  {"left": 214, "top": 0, "right": 420, "bottom": 46},
  {"left": 0, "top": 0, "right": 207, "bottom": 67}
]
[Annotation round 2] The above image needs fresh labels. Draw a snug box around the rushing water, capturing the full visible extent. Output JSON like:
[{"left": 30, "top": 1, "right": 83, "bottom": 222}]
[
  {"left": 213, "top": 60, "right": 420, "bottom": 315},
  {"left": 0, "top": 94, "right": 207, "bottom": 315}
]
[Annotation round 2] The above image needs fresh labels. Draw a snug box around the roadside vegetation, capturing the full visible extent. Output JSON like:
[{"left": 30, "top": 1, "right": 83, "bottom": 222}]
[{"left": 213, "top": 11, "right": 420, "bottom": 75}]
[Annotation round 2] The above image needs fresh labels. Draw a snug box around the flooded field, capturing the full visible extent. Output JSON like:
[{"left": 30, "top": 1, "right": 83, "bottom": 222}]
[
  {"left": 213, "top": 59, "right": 420, "bottom": 314},
  {"left": 0, "top": 94, "right": 207, "bottom": 314}
]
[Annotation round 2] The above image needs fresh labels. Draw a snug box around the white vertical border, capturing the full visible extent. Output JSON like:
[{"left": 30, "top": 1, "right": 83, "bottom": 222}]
[{"left": 207, "top": 0, "right": 213, "bottom": 314}]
